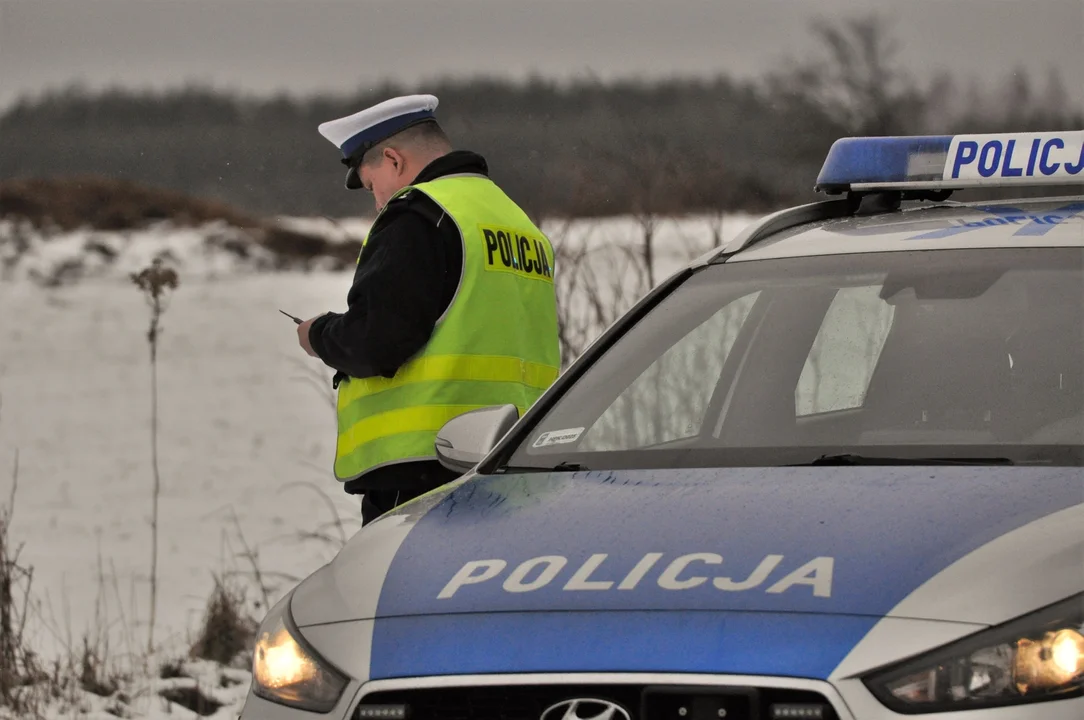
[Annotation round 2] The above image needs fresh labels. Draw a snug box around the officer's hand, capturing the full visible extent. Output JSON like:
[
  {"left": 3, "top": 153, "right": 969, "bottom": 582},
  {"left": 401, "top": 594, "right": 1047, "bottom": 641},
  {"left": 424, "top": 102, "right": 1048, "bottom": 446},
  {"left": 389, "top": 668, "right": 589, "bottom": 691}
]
[{"left": 297, "top": 317, "right": 319, "bottom": 358}]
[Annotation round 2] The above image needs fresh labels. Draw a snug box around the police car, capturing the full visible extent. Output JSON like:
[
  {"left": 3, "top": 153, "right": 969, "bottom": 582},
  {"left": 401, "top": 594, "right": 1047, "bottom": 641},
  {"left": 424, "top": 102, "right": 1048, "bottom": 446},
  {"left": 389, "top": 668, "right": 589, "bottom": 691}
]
[{"left": 240, "top": 131, "right": 1083, "bottom": 720}]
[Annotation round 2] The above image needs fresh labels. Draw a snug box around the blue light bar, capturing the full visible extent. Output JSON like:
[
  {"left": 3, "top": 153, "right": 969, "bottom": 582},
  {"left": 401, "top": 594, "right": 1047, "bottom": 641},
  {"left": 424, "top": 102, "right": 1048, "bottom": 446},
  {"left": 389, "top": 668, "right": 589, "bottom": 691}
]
[{"left": 815, "top": 131, "right": 1084, "bottom": 194}]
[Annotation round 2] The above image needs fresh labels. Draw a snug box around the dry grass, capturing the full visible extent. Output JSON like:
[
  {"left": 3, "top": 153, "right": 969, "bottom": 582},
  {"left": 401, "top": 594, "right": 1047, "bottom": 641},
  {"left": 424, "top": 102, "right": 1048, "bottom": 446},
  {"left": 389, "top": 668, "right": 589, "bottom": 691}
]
[
  {"left": 0, "top": 397, "right": 47, "bottom": 719},
  {"left": 0, "top": 174, "right": 363, "bottom": 269},
  {"left": 0, "top": 176, "right": 257, "bottom": 232},
  {"left": 188, "top": 575, "right": 258, "bottom": 667}
]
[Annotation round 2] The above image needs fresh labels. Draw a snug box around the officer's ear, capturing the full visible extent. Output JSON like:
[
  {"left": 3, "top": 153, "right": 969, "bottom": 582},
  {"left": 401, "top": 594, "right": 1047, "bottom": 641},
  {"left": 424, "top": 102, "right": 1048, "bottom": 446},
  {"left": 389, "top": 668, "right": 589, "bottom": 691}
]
[{"left": 384, "top": 147, "right": 406, "bottom": 176}]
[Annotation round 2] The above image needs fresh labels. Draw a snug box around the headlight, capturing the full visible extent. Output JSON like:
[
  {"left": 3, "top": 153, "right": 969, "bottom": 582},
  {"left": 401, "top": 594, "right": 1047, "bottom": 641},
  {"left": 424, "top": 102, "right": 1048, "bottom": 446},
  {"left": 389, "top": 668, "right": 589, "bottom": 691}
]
[
  {"left": 864, "top": 593, "right": 1083, "bottom": 713},
  {"left": 251, "top": 592, "right": 349, "bottom": 713}
]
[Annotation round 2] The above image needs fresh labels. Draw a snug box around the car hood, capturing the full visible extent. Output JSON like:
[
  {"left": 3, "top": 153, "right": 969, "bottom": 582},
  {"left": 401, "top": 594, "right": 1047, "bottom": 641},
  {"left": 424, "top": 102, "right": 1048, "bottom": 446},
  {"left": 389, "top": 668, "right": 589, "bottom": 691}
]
[{"left": 292, "top": 466, "right": 1083, "bottom": 630}]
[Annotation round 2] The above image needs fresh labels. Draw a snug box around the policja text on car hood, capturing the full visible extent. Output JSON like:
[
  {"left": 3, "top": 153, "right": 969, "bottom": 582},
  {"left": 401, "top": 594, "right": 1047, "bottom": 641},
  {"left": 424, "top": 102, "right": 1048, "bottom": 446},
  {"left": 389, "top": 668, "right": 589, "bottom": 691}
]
[{"left": 290, "top": 466, "right": 1082, "bottom": 629}]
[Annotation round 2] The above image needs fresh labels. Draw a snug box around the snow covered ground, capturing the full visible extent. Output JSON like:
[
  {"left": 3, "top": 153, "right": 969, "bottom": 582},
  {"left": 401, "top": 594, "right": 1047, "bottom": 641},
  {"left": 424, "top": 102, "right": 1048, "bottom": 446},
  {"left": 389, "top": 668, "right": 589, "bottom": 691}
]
[{"left": 0, "top": 211, "right": 758, "bottom": 718}]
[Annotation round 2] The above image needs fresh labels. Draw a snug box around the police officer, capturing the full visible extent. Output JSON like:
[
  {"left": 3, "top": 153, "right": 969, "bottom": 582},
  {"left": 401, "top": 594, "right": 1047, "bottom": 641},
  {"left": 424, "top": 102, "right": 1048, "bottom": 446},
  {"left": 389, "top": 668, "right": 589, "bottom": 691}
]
[{"left": 296, "top": 94, "right": 561, "bottom": 525}]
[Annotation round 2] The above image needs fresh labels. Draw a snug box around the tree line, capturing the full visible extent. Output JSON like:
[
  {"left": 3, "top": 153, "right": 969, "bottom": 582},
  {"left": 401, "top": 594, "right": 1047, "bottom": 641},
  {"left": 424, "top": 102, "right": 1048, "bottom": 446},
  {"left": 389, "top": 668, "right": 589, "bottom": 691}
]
[{"left": 1, "top": 17, "right": 1080, "bottom": 220}]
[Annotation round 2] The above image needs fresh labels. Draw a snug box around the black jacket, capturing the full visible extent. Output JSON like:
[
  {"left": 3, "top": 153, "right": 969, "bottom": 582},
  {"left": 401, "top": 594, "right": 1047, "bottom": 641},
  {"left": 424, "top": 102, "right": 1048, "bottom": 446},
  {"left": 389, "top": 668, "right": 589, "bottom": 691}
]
[{"left": 307, "top": 150, "right": 487, "bottom": 494}]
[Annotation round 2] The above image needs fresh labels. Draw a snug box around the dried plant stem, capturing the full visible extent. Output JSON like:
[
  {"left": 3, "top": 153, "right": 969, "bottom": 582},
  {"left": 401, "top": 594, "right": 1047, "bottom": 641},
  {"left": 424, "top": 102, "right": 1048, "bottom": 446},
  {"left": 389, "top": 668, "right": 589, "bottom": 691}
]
[
  {"left": 129, "top": 259, "right": 179, "bottom": 656},
  {"left": 147, "top": 329, "right": 161, "bottom": 656}
]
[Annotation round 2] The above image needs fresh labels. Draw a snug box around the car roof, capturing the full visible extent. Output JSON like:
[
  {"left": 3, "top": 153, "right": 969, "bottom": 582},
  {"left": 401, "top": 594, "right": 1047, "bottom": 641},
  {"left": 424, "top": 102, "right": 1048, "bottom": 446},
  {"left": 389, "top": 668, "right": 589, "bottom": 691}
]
[{"left": 725, "top": 194, "right": 1084, "bottom": 263}]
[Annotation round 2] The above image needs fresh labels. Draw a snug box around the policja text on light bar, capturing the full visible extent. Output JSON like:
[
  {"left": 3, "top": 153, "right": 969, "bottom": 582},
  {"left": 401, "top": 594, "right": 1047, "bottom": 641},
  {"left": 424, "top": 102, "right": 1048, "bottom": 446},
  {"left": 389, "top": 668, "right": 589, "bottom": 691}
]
[{"left": 815, "top": 130, "right": 1084, "bottom": 194}]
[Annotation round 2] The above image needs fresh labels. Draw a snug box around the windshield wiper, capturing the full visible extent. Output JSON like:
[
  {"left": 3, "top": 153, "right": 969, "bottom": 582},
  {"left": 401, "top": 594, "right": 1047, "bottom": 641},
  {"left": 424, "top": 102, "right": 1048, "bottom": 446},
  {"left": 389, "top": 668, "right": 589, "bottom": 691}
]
[{"left": 791, "top": 453, "right": 1015, "bottom": 466}]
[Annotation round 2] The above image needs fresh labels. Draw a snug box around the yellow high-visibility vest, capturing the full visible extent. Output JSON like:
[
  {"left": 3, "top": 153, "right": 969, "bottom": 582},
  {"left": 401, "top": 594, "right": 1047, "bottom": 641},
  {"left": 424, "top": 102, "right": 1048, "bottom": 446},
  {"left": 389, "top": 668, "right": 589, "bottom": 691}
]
[{"left": 333, "top": 173, "right": 561, "bottom": 482}]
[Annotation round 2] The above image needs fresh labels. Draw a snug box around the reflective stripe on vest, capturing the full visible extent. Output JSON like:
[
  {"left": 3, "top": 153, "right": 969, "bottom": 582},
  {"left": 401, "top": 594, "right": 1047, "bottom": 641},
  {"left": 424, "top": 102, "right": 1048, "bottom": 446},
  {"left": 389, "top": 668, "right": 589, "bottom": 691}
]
[{"left": 333, "top": 174, "right": 561, "bottom": 482}]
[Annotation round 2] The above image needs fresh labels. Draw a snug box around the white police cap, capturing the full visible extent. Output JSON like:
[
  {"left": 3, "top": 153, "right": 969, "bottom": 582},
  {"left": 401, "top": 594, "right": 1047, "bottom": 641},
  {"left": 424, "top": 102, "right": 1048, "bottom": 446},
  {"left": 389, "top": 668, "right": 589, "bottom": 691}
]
[{"left": 318, "top": 94, "right": 439, "bottom": 189}]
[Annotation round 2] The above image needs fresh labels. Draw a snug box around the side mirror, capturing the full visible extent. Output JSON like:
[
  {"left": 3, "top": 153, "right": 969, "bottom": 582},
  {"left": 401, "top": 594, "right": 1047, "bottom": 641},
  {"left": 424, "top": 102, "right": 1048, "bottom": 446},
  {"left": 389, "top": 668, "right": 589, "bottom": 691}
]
[{"left": 434, "top": 404, "right": 520, "bottom": 474}]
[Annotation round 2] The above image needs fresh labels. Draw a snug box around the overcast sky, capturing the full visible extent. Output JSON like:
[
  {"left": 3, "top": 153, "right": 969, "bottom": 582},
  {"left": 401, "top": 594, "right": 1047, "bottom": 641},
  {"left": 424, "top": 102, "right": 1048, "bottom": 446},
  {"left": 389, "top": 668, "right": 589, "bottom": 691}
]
[{"left": 1, "top": 0, "right": 1082, "bottom": 111}]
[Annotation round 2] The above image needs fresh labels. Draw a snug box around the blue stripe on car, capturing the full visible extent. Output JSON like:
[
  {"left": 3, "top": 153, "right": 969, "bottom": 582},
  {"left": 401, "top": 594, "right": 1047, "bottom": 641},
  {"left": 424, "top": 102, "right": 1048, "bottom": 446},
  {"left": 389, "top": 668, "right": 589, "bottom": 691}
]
[
  {"left": 370, "top": 467, "right": 1081, "bottom": 678},
  {"left": 370, "top": 611, "right": 888, "bottom": 679}
]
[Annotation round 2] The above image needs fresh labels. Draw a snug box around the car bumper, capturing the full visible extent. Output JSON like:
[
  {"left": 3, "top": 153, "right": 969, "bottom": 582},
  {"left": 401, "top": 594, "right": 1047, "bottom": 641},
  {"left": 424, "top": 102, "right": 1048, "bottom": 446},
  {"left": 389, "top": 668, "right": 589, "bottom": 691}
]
[
  {"left": 238, "top": 671, "right": 1084, "bottom": 719},
  {"left": 238, "top": 687, "right": 358, "bottom": 720}
]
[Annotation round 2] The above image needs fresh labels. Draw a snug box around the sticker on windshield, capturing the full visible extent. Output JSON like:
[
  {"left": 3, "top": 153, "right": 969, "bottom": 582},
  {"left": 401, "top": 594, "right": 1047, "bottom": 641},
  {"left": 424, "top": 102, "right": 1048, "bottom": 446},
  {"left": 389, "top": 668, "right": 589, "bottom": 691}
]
[{"left": 532, "top": 427, "right": 585, "bottom": 448}]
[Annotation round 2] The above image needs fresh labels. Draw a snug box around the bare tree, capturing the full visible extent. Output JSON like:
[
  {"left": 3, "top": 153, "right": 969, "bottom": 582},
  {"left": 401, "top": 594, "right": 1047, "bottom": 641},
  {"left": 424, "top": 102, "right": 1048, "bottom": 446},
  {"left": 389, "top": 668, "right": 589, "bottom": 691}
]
[
  {"left": 551, "top": 233, "right": 591, "bottom": 370},
  {"left": 766, "top": 14, "right": 928, "bottom": 136}
]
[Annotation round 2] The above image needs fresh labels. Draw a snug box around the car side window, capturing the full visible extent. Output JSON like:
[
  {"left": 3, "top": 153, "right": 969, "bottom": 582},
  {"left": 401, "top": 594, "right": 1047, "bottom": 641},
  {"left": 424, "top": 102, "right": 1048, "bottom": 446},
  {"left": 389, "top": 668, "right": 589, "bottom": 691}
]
[
  {"left": 795, "top": 285, "right": 895, "bottom": 417},
  {"left": 578, "top": 292, "right": 761, "bottom": 451}
]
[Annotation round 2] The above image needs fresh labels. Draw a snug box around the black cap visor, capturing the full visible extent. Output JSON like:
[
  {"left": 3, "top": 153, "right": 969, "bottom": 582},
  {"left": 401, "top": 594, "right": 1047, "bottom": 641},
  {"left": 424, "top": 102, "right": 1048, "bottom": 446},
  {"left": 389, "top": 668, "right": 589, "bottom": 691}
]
[
  {"left": 345, "top": 163, "right": 363, "bottom": 190},
  {"left": 340, "top": 149, "right": 368, "bottom": 191}
]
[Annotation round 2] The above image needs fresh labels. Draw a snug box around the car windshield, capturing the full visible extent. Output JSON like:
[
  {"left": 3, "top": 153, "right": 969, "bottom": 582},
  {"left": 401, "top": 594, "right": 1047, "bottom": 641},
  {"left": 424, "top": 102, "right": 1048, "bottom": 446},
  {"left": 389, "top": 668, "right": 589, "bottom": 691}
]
[{"left": 506, "top": 247, "right": 1084, "bottom": 469}]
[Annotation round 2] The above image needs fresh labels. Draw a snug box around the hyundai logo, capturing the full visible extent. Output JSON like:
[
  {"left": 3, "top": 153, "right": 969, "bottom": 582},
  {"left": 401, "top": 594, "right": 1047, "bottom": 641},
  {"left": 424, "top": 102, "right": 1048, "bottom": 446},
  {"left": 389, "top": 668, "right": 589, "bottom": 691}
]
[{"left": 541, "top": 698, "right": 632, "bottom": 720}]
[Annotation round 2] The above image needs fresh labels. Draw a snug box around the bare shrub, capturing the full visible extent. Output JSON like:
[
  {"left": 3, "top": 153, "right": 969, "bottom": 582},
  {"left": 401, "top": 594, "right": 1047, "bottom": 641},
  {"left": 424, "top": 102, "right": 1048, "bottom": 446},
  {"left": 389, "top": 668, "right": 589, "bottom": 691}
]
[
  {"left": 77, "top": 636, "right": 118, "bottom": 698},
  {"left": 159, "top": 685, "right": 223, "bottom": 717},
  {"left": 258, "top": 225, "right": 360, "bottom": 270},
  {"left": 0, "top": 402, "right": 47, "bottom": 718},
  {"left": 548, "top": 218, "right": 680, "bottom": 369},
  {"left": 276, "top": 481, "right": 351, "bottom": 554},
  {"left": 157, "top": 657, "right": 186, "bottom": 680},
  {"left": 188, "top": 575, "right": 257, "bottom": 667}
]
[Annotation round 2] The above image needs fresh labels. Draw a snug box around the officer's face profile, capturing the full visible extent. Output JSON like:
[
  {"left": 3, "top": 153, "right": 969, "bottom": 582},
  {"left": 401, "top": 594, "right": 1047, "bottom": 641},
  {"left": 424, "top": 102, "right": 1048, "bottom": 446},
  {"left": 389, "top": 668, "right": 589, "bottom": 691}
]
[{"left": 360, "top": 148, "right": 409, "bottom": 211}]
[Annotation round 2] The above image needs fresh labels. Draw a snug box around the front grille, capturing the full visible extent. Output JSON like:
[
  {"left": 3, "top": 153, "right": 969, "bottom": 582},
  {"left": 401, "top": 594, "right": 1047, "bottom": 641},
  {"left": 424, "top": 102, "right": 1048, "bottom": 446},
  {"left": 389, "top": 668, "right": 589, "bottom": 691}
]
[{"left": 356, "top": 683, "right": 839, "bottom": 720}]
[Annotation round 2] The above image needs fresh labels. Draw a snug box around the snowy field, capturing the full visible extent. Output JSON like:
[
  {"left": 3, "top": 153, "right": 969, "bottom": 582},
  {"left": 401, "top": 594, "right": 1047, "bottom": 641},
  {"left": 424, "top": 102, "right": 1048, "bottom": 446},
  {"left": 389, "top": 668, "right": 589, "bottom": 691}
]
[{"left": 0, "top": 212, "right": 758, "bottom": 717}]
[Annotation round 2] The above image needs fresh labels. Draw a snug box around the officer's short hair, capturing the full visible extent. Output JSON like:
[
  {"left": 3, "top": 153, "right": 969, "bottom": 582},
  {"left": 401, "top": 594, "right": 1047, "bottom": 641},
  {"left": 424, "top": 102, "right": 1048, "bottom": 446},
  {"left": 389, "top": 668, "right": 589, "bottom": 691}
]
[{"left": 362, "top": 120, "right": 451, "bottom": 167}]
